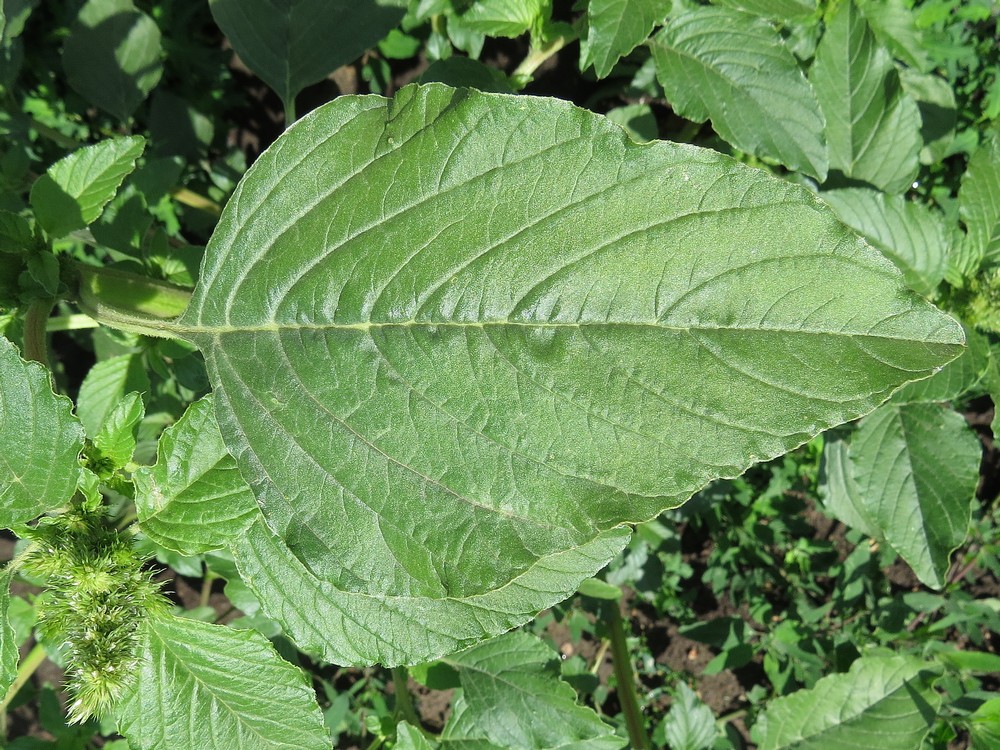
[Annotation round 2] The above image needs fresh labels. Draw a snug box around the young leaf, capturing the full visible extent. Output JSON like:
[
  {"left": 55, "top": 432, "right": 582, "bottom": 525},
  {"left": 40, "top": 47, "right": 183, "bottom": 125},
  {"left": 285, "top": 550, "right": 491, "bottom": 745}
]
[
  {"left": 62, "top": 0, "right": 163, "bottom": 122},
  {"left": 660, "top": 682, "right": 717, "bottom": 750},
  {"left": 822, "top": 188, "right": 947, "bottom": 296},
  {"left": 755, "top": 654, "right": 941, "bottom": 750},
  {"left": 852, "top": 403, "right": 980, "bottom": 589},
  {"left": 29, "top": 136, "right": 146, "bottom": 240},
  {"left": 0, "top": 336, "right": 84, "bottom": 527},
  {"left": 810, "top": 0, "right": 921, "bottom": 194},
  {"left": 76, "top": 353, "right": 150, "bottom": 438},
  {"left": 0, "top": 566, "right": 17, "bottom": 698},
  {"left": 584, "top": 0, "right": 668, "bottom": 79},
  {"left": 650, "top": 7, "right": 828, "bottom": 180},
  {"left": 958, "top": 131, "right": 1000, "bottom": 267},
  {"left": 93, "top": 391, "right": 144, "bottom": 470},
  {"left": 171, "top": 84, "right": 960, "bottom": 665},
  {"left": 709, "top": 0, "right": 817, "bottom": 22},
  {"left": 115, "top": 613, "right": 330, "bottom": 750},
  {"left": 459, "top": 0, "right": 546, "bottom": 38},
  {"left": 134, "top": 395, "right": 258, "bottom": 556},
  {"left": 438, "top": 632, "right": 626, "bottom": 748},
  {"left": 208, "top": 0, "right": 407, "bottom": 115},
  {"left": 397, "top": 722, "right": 437, "bottom": 749}
]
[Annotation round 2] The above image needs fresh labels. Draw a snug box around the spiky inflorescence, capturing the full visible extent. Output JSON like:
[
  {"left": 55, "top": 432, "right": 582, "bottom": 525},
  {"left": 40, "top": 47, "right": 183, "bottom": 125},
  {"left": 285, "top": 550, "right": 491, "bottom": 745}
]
[{"left": 23, "top": 503, "right": 166, "bottom": 723}]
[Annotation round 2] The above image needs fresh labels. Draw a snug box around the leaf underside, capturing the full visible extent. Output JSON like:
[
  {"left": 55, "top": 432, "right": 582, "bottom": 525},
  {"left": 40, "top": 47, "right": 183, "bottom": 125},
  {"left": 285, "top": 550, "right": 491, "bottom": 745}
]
[{"left": 174, "top": 83, "right": 962, "bottom": 665}]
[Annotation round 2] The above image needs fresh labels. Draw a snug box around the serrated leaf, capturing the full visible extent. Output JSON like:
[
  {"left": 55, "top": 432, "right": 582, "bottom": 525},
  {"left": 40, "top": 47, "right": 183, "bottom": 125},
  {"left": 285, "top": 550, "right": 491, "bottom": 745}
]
[
  {"left": 755, "top": 654, "right": 940, "bottom": 750},
  {"left": 62, "top": 0, "right": 163, "bottom": 122},
  {"left": 856, "top": 0, "right": 930, "bottom": 72},
  {"left": 76, "top": 353, "right": 149, "bottom": 438},
  {"left": 650, "top": 7, "right": 827, "bottom": 179},
  {"left": 134, "top": 395, "right": 258, "bottom": 555},
  {"left": 0, "top": 566, "right": 17, "bottom": 698},
  {"left": 822, "top": 188, "right": 946, "bottom": 296},
  {"left": 93, "top": 391, "right": 144, "bottom": 469},
  {"left": 661, "top": 682, "right": 717, "bottom": 750},
  {"left": 585, "top": 0, "right": 669, "bottom": 79},
  {"left": 460, "top": 0, "right": 545, "bottom": 38},
  {"left": 438, "top": 632, "right": 626, "bottom": 749},
  {"left": 0, "top": 336, "right": 84, "bottom": 527},
  {"left": 709, "top": 0, "right": 817, "bottom": 21},
  {"left": 852, "top": 403, "right": 980, "bottom": 588},
  {"left": 29, "top": 136, "right": 146, "bottom": 240},
  {"left": 810, "top": 0, "right": 921, "bottom": 194},
  {"left": 172, "top": 83, "right": 960, "bottom": 665},
  {"left": 208, "top": 0, "right": 406, "bottom": 113},
  {"left": 959, "top": 131, "right": 1000, "bottom": 267},
  {"left": 115, "top": 613, "right": 329, "bottom": 750}
]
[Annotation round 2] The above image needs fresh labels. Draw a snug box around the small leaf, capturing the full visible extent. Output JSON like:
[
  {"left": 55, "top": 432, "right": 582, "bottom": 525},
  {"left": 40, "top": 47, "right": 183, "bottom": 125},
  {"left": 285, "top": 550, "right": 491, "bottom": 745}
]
[
  {"left": 810, "top": 0, "right": 921, "bottom": 193},
  {"left": 174, "top": 84, "right": 961, "bottom": 666},
  {"left": 661, "top": 682, "right": 717, "bottom": 750},
  {"left": 29, "top": 136, "right": 146, "bottom": 239},
  {"left": 115, "top": 613, "right": 330, "bottom": 750},
  {"left": 439, "top": 632, "right": 626, "bottom": 749},
  {"left": 709, "top": 0, "right": 817, "bottom": 21},
  {"left": 93, "top": 391, "right": 144, "bottom": 470},
  {"left": 62, "top": 0, "right": 163, "bottom": 121},
  {"left": 852, "top": 403, "right": 980, "bottom": 589},
  {"left": 0, "top": 336, "right": 84, "bottom": 527},
  {"left": 134, "top": 395, "right": 258, "bottom": 556},
  {"left": 969, "top": 698, "right": 1000, "bottom": 750},
  {"left": 756, "top": 654, "right": 941, "bottom": 750},
  {"left": 0, "top": 566, "right": 17, "bottom": 698},
  {"left": 959, "top": 131, "right": 1000, "bottom": 267},
  {"left": 822, "top": 188, "right": 947, "bottom": 296},
  {"left": 397, "top": 722, "right": 438, "bottom": 749},
  {"left": 584, "top": 0, "right": 669, "bottom": 79},
  {"left": 0, "top": 210, "right": 34, "bottom": 254},
  {"left": 76, "top": 353, "right": 150, "bottom": 438},
  {"left": 651, "top": 7, "right": 828, "bottom": 179},
  {"left": 460, "top": 0, "right": 546, "bottom": 38},
  {"left": 208, "top": 0, "right": 407, "bottom": 112}
]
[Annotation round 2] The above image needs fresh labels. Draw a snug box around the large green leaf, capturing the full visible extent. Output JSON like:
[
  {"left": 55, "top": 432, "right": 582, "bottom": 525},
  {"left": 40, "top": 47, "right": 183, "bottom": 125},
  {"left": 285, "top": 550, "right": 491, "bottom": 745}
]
[
  {"left": 29, "top": 136, "right": 146, "bottom": 240},
  {"left": 0, "top": 336, "right": 84, "bottom": 527},
  {"left": 584, "top": 0, "right": 669, "bottom": 79},
  {"left": 822, "top": 188, "right": 946, "bottom": 296},
  {"left": 459, "top": 0, "right": 545, "bottom": 38},
  {"left": 208, "top": 0, "right": 406, "bottom": 114},
  {"left": 810, "top": 0, "right": 921, "bottom": 193},
  {"left": 650, "top": 7, "right": 827, "bottom": 179},
  {"left": 170, "top": 84, "right": 960, "bottom": 665},
  {"left": 438, "top": 632, "right": 626, "bottom": 749},
  {"left": 755, "top": 654, "right": 940, "bottom": 750},
  {"left": 134, "top": 395, "right": 258, "bottom": 556},
  {"left": 0, "top": 566, "right": 17, "bottom": 698},
  {"left": 115, "top": 613, "right": 329, "bottom": 750},
  {"left": 958, "top": 131, "right": 1000, "bottom": 267},
  {"left": 852, "top": 403, "right": 980, "bottom": 588},
  {"left": 62, "top": 0, "right": 163, "bottom": 122},
  {"left": 709, "top": 0, "right": 817, "bottom": 21}
]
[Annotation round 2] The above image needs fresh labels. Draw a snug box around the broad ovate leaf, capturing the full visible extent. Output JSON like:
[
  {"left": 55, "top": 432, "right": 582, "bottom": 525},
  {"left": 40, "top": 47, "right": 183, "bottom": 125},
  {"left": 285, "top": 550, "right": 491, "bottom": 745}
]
[
  {"left": 62, "top": 0, "right": 163, "bottom": 122},
  {"left": 755, "top": 654, "right": 940, "bottom": 750},
  {"left": 851, "top": 402, "right": 980, "bottom": 588},
  {"left": 438, "top": 632, "right": 626, "bottom": 749},
  {"left": 0, "top": 336, "right": 84, "bottom": 527},
  {"left": 173, "top": 83, "right": 961, "bottom": 665},
  {"left": 959, "top": 131, "right": 1000, "bottom": 267},
  {"left": 134, "top": 395, "right": 258, "bottom": 556},
  {"left": 585, "top": 0, "right": 669, "bottom": 79},
  {"left": 30, "top": 136, "right": 146, "bottom": 240},
  {"left": 209, "top": 0, "right": 406, "bottom": 114},
  {"left": 650, "top": 7, "right": 827, "bottom": 180},
  {"left": 822, "top": 188, "right": 946, "bottom": 296},
  {"left": 810, "top": 0, "right": 921, "bottom": 194},
  {"left": 115, "top": 613, "right": 329, "bottom": 750}
]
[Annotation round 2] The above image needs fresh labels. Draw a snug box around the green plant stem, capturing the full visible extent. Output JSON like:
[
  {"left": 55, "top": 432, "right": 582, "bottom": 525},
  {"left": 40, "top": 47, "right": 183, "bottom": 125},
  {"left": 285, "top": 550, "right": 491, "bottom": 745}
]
[
  {"left": 512, "top": 36, "right": 568, "bottom": 88},
  {"left": 28, "top": 116, "right": 82, "bottom": 150},
  {"left": 46, "top": 313, "right": 100, "bottom": 332},
  {"left": 0, "top": 643, "right": 47, "bottom": 717},
  {"left": 171, "top": 187, "right": 223, "bottom": 216},
  {"left": 23, "top": 299, "right": 54, "bottom": 367},
  {"left": 607, "top": 602, "right": 650, "bottom": 750},
  {"left": 73, "top": 262, "right": 191, "bottom": 339},
  {"left": 392, "top": 666, "right": 422, "bottom": 728},
  {"left": 284, "top": 96, "right": 296, "bottom": 127}
]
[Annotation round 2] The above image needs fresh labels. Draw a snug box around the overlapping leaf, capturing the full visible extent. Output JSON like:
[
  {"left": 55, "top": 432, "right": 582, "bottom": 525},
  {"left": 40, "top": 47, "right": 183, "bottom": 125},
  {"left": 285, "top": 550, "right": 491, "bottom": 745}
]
[
  {"left": 171, "top": 83, "right": 961, "bottom": 665},
  {"left": 651, "top": 7, "right": 827, "bottom": 179},
  {"left": 0, "top": 566, "right": 17, "bottom": 698},
  {"left": 76, "top": 353, "right": 150, "bottom": 437},
  {"left": 0, "top": 336, "right": 84, "bottom": 527},
  {"left": 959, "top": 131, "right": 1000, "bottom": 267},
  {"left": 115, "top": 613, "right": 329, "bottom": 750},
  {"left": 810, "top": 0, "right": 921, "bottom": 193},
  {"left": 584, "top": 0, "right": 668, "bottom": 79},
  {"left": 710, "top": 0, "right": 817, "bottom": 21}
]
